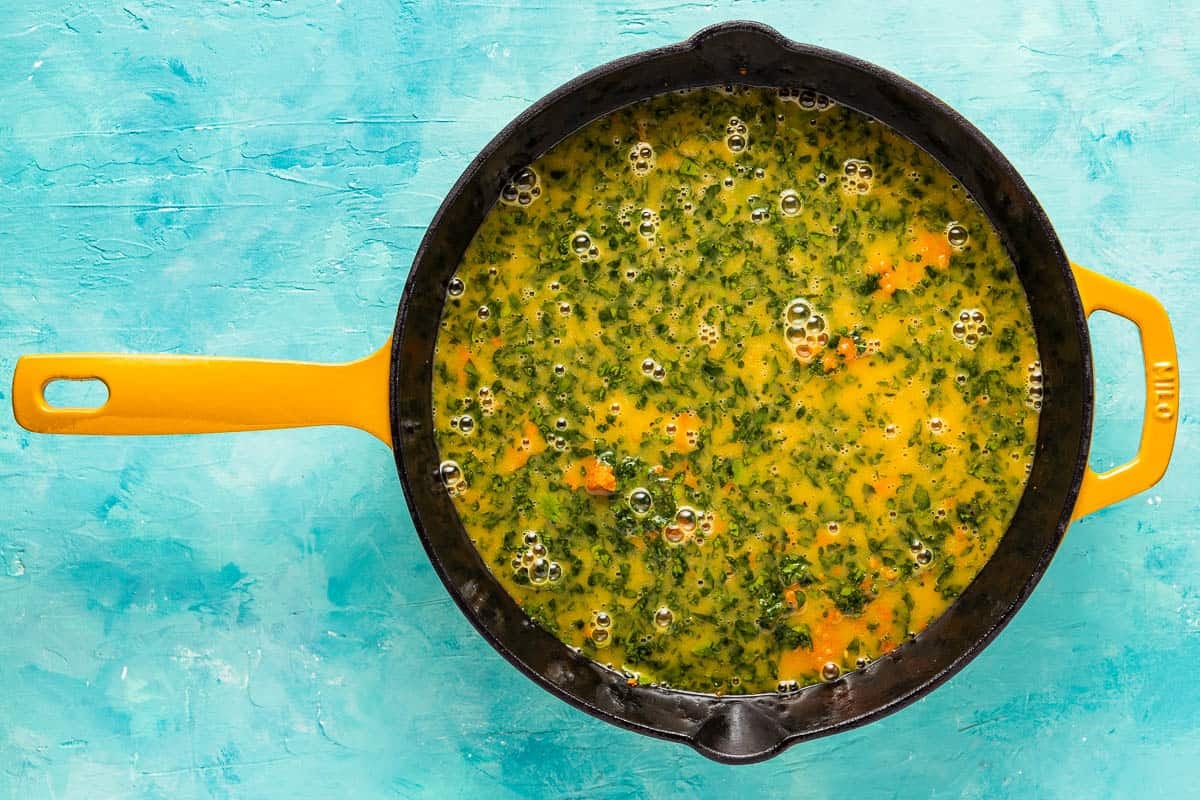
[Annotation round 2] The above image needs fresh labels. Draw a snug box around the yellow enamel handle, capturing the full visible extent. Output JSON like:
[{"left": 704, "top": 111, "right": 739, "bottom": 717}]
[
  {"left": 11, "top": 340, "right": 392, "bottom": 446},
  {"left": 1071, "top": 265, "right": 1178, "bottom": 519}
]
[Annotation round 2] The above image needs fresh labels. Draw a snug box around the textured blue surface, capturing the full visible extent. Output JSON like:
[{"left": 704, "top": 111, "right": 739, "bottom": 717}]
[{"left": 0, "top": 2, "right": 1197, "bottom": 797}]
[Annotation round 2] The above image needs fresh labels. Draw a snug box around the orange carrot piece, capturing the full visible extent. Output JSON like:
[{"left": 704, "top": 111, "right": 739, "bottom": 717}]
[
  {"left": 498, "top": 420, "right": 545, "bottom": 473},
  {"left": 910, "top": 230, "right": 953, "bottom": 271},
  {"left": 836, "top": 337, "right": 857, "bottom": 361},
  {"left": 583, "top": 457, "right": 617, "bottom": 495}
]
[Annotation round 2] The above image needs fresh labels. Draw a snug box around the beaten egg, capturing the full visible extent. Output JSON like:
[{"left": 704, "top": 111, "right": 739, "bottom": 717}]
[{"left": 432, "top": 87, "right": 1040, "bottom": 694}]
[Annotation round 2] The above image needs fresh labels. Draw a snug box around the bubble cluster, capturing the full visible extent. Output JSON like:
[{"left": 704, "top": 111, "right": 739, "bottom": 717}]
[
  {"left": 511, "top": 530, "right": 563, "bottom": 587},
  {"left": 1026, "top": 361, "right": 1044, "bottom": 410},
  {"left": 725, "top": 116, "right": 748, "bottom": 153},
  {"left": 590, "top": 610, "right": 613, "bottom": 646},
  {"left": 750, "top": 205, "right": 770, "bottom": 223},
  {"left": 629, "top": 141, "right": 655, "bottom": 175},
  {"left": 438, "top": 460, "right": 467, "bottom": 496},
  {"left": 570, "top": 231, "right": 600, "bottom": 261},
  {"left": 951, "top": 308, "right": 990, "bottom": 348},
  {"left": 449, "top": 413, "right": 475, "bottom": 435},
  {"left": 777, "top": 87, "right": 833, "bottom": 111},
  {"left": 641, "top": 357, "right": 667, "bottom": 381},
  {"left": 840, "top": 159, "right": 873, "bottom": 194},
  {"left": 779, "top": 189, "right": 802, "bottom": 216},
  {"left": 911, "top": 538, "right": 933, "bottom": 566},
  {"left": 783, "top": 298, "right": 829, "bottom": 362},
  {"left": 500, "top": 167, "right": 541, "bottom": 206},
  {"left": 662, "top": 506, "right": 713, "bottom": 546},
  {"left": 478, "top": 385, "right": 496, "bottom": 415},
  {"left": 697, "top": 321, "right": 720, "bottom": 345},
  {"left": 946, "top": 222, "right": 969, "bottom": 248},
  {"left": 777, "top": 679, "right": 801, "bottom": 694},
  {"left": 447, "top": 277, "right": 465, "bottom": 297},
  {"left": 637, "top": 208, "right": 660, "bottom": 239}
]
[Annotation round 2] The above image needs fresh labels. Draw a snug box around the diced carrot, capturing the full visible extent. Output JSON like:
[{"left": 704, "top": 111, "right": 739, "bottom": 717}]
[
  {"left": 821, "top": 353, "right": 839, "bottom": 372},
  {"left": 946, "top": 526, "right": 971, "bottom": 557},
  {"left": 564, "top": 456, "right": 618, "bottom": 494},
  {"left": 910, "top": 230, "right": 953, "bottom": 271},
  {"left": 870, "top": 474, "right": 899, "bottom": 501},
  {"left": 865, "top": 247, "right": 892, "bottom": 274},
  {"left": 498, "top": 420, "right": 546, "bottom": 474},
  {"left": 868, "top": 599, "right": 897, "bottom": 633},
  {"left": 654, "top": 150, "right": 681, "bottom": 170},
  {"left": 836, "top": 337, "right": 857, "bottom": 362},
  {"left": 583, "top": 457, "right": 617, "bottom": 495},
  {"left": 453, "top": 345, "right": 472, "bottom": 388},
  {"left": 877, "top": 271, "right": 897, "bottom": 296},
  {"left": 784, "top": 589, "right": 798, "bottom": 609}
]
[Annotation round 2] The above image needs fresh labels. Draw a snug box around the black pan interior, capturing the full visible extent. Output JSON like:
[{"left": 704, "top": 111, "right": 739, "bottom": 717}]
[{"left": 390, "top": 21, "right": 1091, "bottom": 763}]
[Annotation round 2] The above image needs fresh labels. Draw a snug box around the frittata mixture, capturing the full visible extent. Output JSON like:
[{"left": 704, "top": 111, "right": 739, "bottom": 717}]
[{"left": 431, "top": 87, "right": 1041, "bottom": 694}]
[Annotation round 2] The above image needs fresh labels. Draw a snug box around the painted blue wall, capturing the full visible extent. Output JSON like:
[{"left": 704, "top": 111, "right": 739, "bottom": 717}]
[{"left": 0, "top": 2, "right": 1196, "bottom": 797}]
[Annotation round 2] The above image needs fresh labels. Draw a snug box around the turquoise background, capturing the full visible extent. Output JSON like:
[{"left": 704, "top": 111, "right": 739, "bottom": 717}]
[{"left": 0, "top": 2, "right": 1196, "bottom": 797}]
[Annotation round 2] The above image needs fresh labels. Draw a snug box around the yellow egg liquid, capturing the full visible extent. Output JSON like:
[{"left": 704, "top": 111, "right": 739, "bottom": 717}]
[{"left": 432, "top": 87, "right": 1040, "bottom": 694}]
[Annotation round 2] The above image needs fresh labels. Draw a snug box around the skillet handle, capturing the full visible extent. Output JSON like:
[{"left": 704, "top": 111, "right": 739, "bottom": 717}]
[
  {"left": 1071, "top": 265, "right": 1178, "bottom": 519},
  {"left": 11, "top": 341, "right": 392, "bottom": 446}
]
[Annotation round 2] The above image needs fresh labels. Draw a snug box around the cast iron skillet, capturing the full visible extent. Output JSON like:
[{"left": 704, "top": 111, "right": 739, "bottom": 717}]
[{"left": 12, "top": 22, "right": 1179, "bottom": 763}]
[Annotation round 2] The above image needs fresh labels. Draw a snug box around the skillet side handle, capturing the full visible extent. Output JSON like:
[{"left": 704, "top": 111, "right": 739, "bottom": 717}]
[
  {"left": 1071, "top": 265, "right": 1178, "bottom": 520},
  {"left": 11, "top": 340, "right": 393, "bottom": 447}
]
